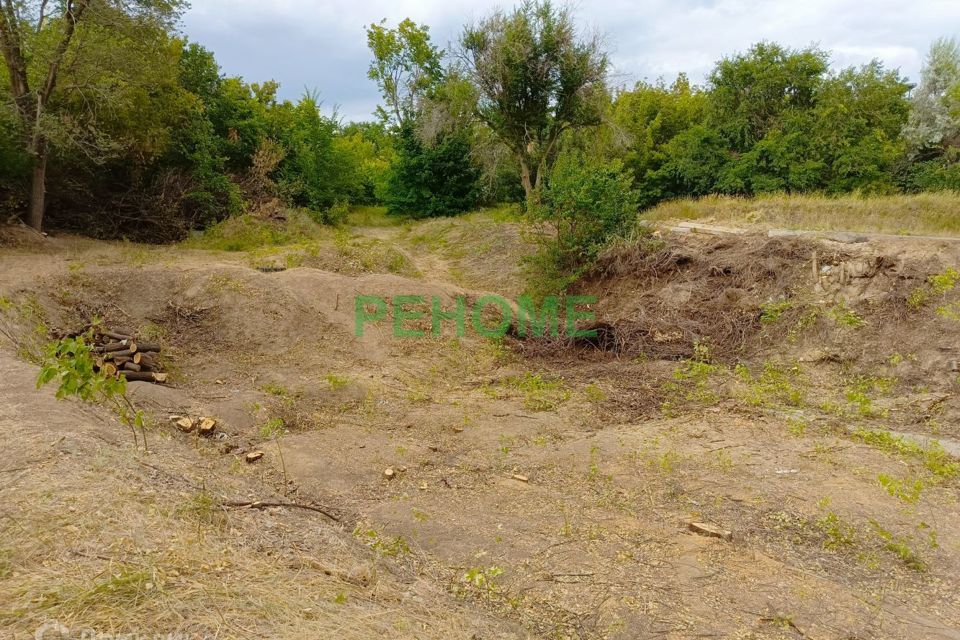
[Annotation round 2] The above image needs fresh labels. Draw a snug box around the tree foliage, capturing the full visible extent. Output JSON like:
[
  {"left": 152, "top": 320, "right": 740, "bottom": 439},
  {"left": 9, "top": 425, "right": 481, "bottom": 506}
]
[
  {"left": 460, "top": 0, "right": 607, "bottom": 204},
  {"left": 382, "top": 123, "right": 479, "bottom": 218},
  {"left": 366, "top": 18, "right": 443, "bottom": 128}
]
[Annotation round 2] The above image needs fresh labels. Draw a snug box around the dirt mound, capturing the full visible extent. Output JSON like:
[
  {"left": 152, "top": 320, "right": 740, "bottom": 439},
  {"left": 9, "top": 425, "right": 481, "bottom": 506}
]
[
  {"left": 0, "top": 222, "right": 48, "bottom": 249},
  {"left": 576, "top": 232, "right": 960, "bottom": 365}
]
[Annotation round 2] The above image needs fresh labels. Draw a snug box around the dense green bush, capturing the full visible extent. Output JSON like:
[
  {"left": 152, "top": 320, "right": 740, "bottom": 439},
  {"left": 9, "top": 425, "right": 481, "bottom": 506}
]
[
  {"left": 612, "top": 43, "right": 916, "bottom": 208},
  {"left": 525, "top": 155, "right": 638, "bottom": 292},
  {"left": 382, "top": 124, "right": 479, "bottom": 218}
]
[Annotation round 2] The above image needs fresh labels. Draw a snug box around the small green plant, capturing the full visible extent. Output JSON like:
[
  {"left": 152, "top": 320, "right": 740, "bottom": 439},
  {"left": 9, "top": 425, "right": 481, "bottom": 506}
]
[
  {"left": 760, "top": 300, "right": 793, "bottom": 324},
  {"left": 583, "top": 383, "right": 605, "bottom": 403},
  {"left": 502, "top": 372, "right": 571, "bottom": 411},
  {"left": 461, "top": 565, "right": 503, "bottom": 596},
  {"left": 37, "top": 336, "right": 148, "bottom": 450},
  {"left": 353, "top": 525, "right": 410, "bottom": 557},
  {"left": 587, "top": 444, "right": 601, "bottom": 481},
  {"left": 411, "top": 507, "right": 429, "bottom": 522},
  {"left": 660, "top": 358, "right": 718, "bottom": 417},
  {"left": 259, "top": 417, "right": 286, "bottom": 439},
  {"left": 869, "top": 520, "right": 926, "bottom": 571},
  {"left": 786, "top": 416, "right": 809, "bottom": 437},
  {"left": 854, "top": 429, "right": 959, "bottom": 478},
  {"left": 844, "top": 374, "right": 894, "bottom": 417},
  {"left": 324, "top": 373, "right": 350, "bottom": 390},
  {"left": 908, "top": 267, "right": 959, "bottom": 308},
  {"left": 262, "top": 382, "right": 288, "bottom": 397},
  {"left": 736, "top": 361, "right": 805, "bottom": 408},
  {"left": 936, "top": 301, "right": 960, "bottom": 320},
  {"left": 787, "top": 307, "right": 820, "bottom": 343},
  {"left": 649, "top": 450, "right": 680, "bottom": 473},
  {"left": 829, "top": 302, "right": 865, "bottom": 328},
  {"left": 816, "top": 509, "right": 857, "bottom": 549},
  {"left": 877, "top": 474, "right": 924, "bottom": 504},
  {"left": 497, "top": 434, "right": 514, "bottom": 456},
  {"left": 178, "top": 491, "right": 228, "bottom": 530}
]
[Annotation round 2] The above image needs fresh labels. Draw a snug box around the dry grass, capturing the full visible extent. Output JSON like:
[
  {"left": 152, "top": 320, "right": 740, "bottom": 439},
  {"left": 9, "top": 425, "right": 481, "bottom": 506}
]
[
  {"left": 0, "top": 412, "right": 508, "bottom": 640},
  {"left": 644, "top": 192, "right": 960, "bottom": 237}
]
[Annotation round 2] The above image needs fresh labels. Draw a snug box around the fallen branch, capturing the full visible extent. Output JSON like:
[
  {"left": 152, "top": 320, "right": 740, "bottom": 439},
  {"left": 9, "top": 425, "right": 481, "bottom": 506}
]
[{"left": 221, "top": 500, "right": 340, "bottom": 522}]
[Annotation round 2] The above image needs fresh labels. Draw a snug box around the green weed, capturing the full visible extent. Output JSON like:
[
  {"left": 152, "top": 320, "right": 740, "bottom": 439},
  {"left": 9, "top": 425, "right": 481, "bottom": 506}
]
[
  {"left": 854, "top": 429, "right": 959, "bottom": 478},
  {"left": 353, "top": 526, "right": 410, "bottom": 557},
  {"left": 829, "top": 303, "right": 865, "bottom": 328},
  {"left": 877, "top": 474, "right": 924, "bottom": 504},
  {"left": 501, "top": 372, "right": 571, "bottom": 411},
  {"left": 760, "top": 300, "right": 793, "bottom": 324}
]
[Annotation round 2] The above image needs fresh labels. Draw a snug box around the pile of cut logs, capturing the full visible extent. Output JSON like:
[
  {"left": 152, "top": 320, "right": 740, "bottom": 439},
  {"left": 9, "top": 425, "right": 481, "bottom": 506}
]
[{"left": 92, "top": 328, "right": 168, "bottom": 384}]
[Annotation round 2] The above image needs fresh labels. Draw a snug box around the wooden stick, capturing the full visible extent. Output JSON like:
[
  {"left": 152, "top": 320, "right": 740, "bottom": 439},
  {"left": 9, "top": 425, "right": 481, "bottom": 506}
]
[{"left": 220, "top": 500, "right": 339, "bottom": 522}]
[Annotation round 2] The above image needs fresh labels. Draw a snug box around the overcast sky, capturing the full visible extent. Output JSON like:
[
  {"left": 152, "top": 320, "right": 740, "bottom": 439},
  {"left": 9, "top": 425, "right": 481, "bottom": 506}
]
[{"left": 182, "top": 0, "right": 959, "bottom": 123}]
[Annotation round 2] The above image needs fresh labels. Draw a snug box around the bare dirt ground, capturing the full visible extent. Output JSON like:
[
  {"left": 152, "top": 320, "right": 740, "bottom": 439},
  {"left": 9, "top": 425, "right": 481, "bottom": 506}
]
[{"left": 2, "top": 216, "right": 960, "bottom": 639}]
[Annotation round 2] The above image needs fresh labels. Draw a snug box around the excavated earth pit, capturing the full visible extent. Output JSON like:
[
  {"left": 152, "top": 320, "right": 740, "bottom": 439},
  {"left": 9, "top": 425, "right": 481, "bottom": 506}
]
[{"left": 2, "top": 229, "right": 960, "bottom": 639}]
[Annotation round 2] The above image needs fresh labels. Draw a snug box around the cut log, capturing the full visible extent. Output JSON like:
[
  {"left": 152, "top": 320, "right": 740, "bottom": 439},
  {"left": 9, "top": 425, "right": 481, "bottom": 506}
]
[
  {"left": 103, "top": 331, "right": 133, "bottom": 341},
  {"left": 175, "top": 417, "right": 195, "bottom": 432},
  {"left": 121, "top": 371, "right": 166, "bottom": 383},
  {"left": 101, "top": 363, "right": 118, "bottom": 377},
  {"left": 132, "top": 352, "right": 142, "bottom": 365},
  {"left": 137, "top": 342, "right": 161, "bottom": 353},
  {"left": 99, "top": 341, "right": 129, "bottom": 352},
  {"left": 110, "top": 355, "right": 132, "bottom": 365},
  {"left": 108, "top": 349, "right": 136, "bottom": 359},
  {"left": 123, "top": 362, "right": 141, "bottom": 372}
]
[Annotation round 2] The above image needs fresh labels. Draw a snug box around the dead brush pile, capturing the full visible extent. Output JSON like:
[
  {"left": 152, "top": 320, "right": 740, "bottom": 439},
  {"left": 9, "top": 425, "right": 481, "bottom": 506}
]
[
  {"left": 568, "top": 234, "right": 826, "bottom": 361},
  {"left": 519, "top": 230, "right": 956, "bottom": 374}
]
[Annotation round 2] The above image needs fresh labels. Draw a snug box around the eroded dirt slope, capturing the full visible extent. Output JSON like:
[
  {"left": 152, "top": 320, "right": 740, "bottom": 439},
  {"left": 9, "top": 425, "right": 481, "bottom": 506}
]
[{"left": 2, "top": 220, "right": 960, "bottom": 639}]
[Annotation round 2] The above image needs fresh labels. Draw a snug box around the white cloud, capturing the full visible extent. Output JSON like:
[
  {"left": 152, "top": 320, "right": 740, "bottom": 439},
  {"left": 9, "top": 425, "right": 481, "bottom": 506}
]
[{"left": 182, "top": 0, "right": 959, "bottom": 121}]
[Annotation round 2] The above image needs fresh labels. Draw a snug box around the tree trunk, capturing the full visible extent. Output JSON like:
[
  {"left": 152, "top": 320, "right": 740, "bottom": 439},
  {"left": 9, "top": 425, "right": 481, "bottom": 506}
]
[
  {"left": 520, "top": 159, "right": 540, "bottom": 208},
  {"left": 28, "top": 148, "right": 48, "bottom": 231}
]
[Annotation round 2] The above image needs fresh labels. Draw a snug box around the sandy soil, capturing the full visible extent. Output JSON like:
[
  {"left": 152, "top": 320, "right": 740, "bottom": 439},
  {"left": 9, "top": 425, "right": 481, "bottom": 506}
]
[{"left": 1, "top": 218, "right": 960, "bottom": 639}]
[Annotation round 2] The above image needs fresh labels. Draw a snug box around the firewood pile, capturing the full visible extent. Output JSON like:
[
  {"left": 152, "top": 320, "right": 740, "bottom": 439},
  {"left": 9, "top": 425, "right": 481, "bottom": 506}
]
[{"left": 91, "top": 328, "right": 168, "bottom": 384}]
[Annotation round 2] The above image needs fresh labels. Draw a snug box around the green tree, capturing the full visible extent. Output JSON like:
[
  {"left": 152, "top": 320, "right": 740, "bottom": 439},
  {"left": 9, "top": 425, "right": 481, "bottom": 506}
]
[
  {"left": 366, "top": 18, "right": 443, "bottom": 127},
  {"left": 611, "top": 74, "right": 708, "bottom": 187},
  {"left": 644, "top": 125, "right": 729, "bottom": 203},
  {"left": 382, "top": 122, "right": 479, "bottom": 218},
  {"left": 812, "top": 62, "right": 909, "bottom": 192},
  {"left": 0, "top": 0, "right": 183, "bottom": 231},
  {"left": 709, "top": 42, "right": 828, "bottom": 152},
  {"left": 903, "top": 38, "right": 960, "bottom": 156},
  {"left": 460, "top": 0, "right": 608, "bottom": 205}
]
